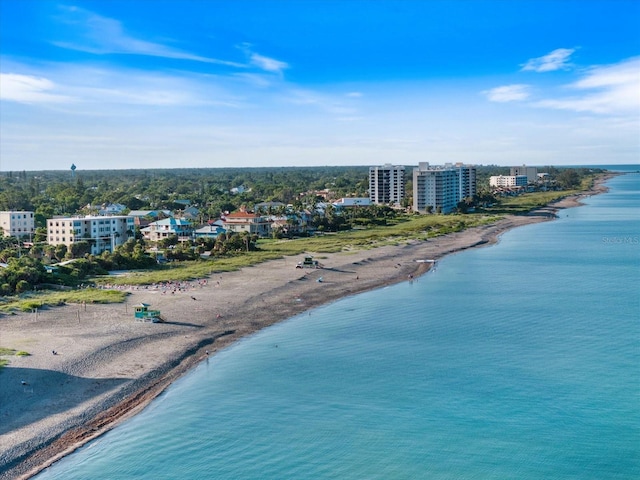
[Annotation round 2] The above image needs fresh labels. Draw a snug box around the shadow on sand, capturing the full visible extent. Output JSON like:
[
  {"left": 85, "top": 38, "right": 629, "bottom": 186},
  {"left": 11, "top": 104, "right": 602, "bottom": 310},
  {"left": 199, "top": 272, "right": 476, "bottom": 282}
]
[{"left": 0, "top": 366, "right": 129, "bottom": 436}]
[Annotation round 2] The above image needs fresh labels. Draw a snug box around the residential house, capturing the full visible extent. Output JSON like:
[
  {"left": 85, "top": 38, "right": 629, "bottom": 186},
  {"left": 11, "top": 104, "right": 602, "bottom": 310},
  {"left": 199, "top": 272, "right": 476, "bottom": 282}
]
[
  {"left": 222, "top": 210, "right": 270, "bottom": 237},
  {"left": 141, "top": 218, "right": 194, "bottom": 242},
  {"left": 194, "top": 220, "right": 226, "bottom": 239},
  {"left": 98, "top": 203, "right": 127, "bottom": 215},
  {"left": 332, "top": 198, "right": 371, "bottom": 209}
]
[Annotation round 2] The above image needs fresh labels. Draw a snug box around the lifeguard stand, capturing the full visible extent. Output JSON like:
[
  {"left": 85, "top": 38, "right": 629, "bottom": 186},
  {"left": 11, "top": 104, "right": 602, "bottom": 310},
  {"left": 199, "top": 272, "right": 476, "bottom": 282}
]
[{"left": 134, "top": 303, "right": 162, "bottom": 322}]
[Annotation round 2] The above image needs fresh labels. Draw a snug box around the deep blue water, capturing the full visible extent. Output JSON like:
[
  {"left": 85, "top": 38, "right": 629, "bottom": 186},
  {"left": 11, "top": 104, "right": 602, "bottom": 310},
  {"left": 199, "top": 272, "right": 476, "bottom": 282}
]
[{"left": 35, "top": 168, "right": 640, "bottom": 479}]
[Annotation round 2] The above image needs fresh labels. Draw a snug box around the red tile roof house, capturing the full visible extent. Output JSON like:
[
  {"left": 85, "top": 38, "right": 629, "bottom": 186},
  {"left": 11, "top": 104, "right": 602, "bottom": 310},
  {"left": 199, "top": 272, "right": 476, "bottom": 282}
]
[{"left": 222, "top": 210, "right": 271, "bottom": 237}]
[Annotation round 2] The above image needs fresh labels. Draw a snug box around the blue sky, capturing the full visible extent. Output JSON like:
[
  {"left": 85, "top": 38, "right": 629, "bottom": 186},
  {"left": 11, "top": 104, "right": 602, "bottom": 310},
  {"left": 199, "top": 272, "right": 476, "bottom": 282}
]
[{"left": 1, "top": 0, "right": 638, "bottom": 171}]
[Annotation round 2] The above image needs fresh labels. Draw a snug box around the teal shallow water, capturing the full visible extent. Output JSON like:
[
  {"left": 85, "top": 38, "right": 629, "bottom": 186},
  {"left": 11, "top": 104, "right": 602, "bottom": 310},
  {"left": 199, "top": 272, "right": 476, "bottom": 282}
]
[{"left": 35, "top": 170, "right": 640, "bottom": 479}]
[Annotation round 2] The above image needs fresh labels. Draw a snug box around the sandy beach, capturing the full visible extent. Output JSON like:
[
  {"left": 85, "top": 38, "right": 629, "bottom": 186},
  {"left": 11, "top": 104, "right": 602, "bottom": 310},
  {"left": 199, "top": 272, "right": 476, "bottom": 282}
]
[{"left": 0, "top": 181, "right": 611, "bottom": 479}]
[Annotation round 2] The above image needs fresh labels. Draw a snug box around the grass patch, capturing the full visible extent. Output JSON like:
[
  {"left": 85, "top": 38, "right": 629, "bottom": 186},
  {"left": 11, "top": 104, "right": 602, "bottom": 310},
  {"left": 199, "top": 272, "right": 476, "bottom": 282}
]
[
  {"left": 0, "top": 289, "right": 128, "bottom": 314},
  {"left": 485, "top": 175, "right": 600, "bottom": 215},
  {"left": 0, "top": 347, "right": 28, "bottom": 370},
  {"left": 94, "top": 213, "right": 501, "bottom": 286}
]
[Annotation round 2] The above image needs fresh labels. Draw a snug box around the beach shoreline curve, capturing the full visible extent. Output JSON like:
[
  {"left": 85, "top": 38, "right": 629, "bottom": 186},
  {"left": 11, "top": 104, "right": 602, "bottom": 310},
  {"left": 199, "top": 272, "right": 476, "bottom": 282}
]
[{"left": 0, "top": 174, "right": 615, "bottom": 480}]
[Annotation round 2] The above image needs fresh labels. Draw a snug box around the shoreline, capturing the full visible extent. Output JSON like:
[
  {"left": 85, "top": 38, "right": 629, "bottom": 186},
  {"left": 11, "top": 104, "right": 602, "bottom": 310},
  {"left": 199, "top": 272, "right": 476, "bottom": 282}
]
[{"left": 0, "top": 175, "right": 614, "bottom": 479}]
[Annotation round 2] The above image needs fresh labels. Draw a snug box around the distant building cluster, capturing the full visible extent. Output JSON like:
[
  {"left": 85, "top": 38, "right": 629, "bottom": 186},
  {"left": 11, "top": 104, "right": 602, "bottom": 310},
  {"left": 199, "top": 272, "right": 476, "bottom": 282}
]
[{"left": 2, "top": 162, "right": 556, "bottom": 256}]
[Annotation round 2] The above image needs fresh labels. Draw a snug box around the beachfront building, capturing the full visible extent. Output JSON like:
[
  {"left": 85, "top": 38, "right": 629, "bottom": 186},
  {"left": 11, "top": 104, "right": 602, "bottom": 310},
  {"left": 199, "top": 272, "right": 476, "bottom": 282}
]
[
  {"left": 0, "top": 211, "right": 35, "bottom": 239},
  {"left": 194, "top": 222, "right": 227, "bottom": 239},
  {"left": 141, "top": 217, "right": 194, "bottom": 243},
  {"left": 369, "top": 164, "right": 405, "bottom": 206},
  {"left": 222, "top": 210, "right": 271, "bottom": 237},
  {"left": 510, "top": 165, "right": 539, "bottom": 184},
  {"left": 47, "top": 215, "right": 135, "bottom": 255},
  {"left": 332, "top": 197, "right": 372, "bottom": 209},
  {"left": 490, "top": 175, "right": 528, "bottom": 188},
  {"left": 413, "top": 163, "right": 477, "bottom": 214}
]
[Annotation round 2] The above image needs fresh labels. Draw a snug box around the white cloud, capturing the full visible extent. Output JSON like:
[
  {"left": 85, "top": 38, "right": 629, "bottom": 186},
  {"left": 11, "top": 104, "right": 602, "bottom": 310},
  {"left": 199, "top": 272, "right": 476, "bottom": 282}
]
[
  {"left": 249, "top": 53, "right": 289, "bottom": 74},
  {"left": 535, "top": 57, "right": 640, "bottom": 115},
  {"left": 54, "top": 6, "right": 243, "bottom": 67},
  {"left": 0, "top": 73, "right": 73, "bottom": 104},
  {"left": 237, "top": 43, "right": 289, "bottom": 75},
  {"left": 0, "top": 61, "right": 248, "bottom": 110},
  {"left": 521, "top": 48, "right": 576, "bottom": 72},
  {"left": 483, "top": 84, "right": 531, "bottom": 102},
  {"left": 346, "top": 92, "right": 363, "bottom": 98}
]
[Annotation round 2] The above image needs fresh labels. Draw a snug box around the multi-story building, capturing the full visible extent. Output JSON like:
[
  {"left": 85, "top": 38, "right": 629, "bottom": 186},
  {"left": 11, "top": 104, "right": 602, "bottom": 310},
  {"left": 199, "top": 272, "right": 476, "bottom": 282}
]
[
  {"left": 47, "top": 215, "right": 135, "bottom": 255},
  {"left": 222, "top": 211, "right": 271, "bottom": 237},
  {"left": 369, "top": 164, "right": 405, "bottom": 206},
  {"left": 413, "top": 163, "right": 477, "bottom": 214},
  {"left": 140, "top": 217, "right": 194, "bottom": 242},
  {"left": 0, "top": 211, "right": 35, "bottom": 239},
  {"left": 510, "top": 165, "right": 538, "bottom": 184},
  {"left": 457, "top": 164, "right": 477, "bottom": 201},
  {"left": 490, "top": 175, "right": 528, "bottom": 188}
]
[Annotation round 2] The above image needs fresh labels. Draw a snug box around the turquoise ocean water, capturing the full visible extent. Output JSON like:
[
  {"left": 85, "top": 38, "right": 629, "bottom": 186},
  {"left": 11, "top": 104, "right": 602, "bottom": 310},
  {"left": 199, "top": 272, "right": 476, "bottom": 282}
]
[{"left": 35, "top": 168, "right": 639, "bottom": 479}]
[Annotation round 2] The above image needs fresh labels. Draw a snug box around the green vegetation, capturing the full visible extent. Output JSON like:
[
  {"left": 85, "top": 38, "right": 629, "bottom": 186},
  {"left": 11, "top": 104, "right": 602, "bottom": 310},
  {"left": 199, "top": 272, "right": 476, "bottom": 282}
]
[
  {"left": 0, "top": 166, "right": 605, "bottom": 300},
  {"left": 100, "top": 213, "right": 500, "bottom": 286},
  {"left": 0, "top": 289, "right": 127, "bottom": 314},
  {"left": 484, "top": 190, "right": 580, "bottom": 214},
  {"left": 0, "top": 347, "right": 30, "bottom": 370}
]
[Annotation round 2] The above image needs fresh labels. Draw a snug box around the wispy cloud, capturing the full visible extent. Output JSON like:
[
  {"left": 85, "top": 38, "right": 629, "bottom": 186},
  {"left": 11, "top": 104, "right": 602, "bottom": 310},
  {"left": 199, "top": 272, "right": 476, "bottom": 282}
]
[
  {"left": 521, "top": 48, "right": 576, "bottom": 72},
  {"left": 0, "top": 73, "right": 73, "bottom": 104},
  {"left": 287, "top": 89, "right": 358, "bottom": 115},
  {"left": 53, "top": 6, "right": 243, "bottom": 66},
  {"left": 249, "top": 53, "right": 288, "bottom": 74},
  {"left": 0, "top": 61, "right": 245, "bottom": 109},
  {"left": 237, "top": 43, "right": 289, "bottom": 75},
  {"left": 535, "top": 57, "right": 640, "bottom": 115},
  {"left": 483, "top": 84, "right": 531, "bottom": 102}
]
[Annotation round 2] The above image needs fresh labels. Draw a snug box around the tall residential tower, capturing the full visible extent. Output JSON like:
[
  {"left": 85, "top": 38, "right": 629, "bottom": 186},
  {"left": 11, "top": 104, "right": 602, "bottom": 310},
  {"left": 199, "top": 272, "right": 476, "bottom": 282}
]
[
  {"left": 369, "top": 164, "right": 405, "bottom": 206},
  {"left": 413, "top": 163, "right": 477, "bottom": 214}
]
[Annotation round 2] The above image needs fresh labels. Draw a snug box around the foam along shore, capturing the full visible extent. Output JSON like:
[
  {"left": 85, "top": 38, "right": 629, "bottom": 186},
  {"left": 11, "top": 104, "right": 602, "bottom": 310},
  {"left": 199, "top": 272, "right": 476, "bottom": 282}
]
[{"left": 0, "top": 177, "right": 613, "bottom": 480}]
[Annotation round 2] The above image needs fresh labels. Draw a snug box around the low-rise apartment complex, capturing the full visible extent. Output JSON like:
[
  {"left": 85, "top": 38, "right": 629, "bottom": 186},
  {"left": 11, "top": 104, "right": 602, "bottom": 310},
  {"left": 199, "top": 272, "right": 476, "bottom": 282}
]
[
  {"left": 0, "top": 211, "right": 35, "bottom": 238},
  {"left": 47, "top": 215, "right": 135, "bottom": 255},
  {"left": 490, "top": 175, "right": 528, "bottom": 188}
]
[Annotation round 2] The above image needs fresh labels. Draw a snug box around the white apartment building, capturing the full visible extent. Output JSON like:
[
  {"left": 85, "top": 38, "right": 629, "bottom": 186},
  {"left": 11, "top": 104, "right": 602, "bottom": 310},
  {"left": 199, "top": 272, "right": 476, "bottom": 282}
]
[
  {"left": 47, "top": 215, "right": 135, "bottom": 255},
  {"left": 413, "top": 163, "right": 477, "bottom": 214},
  {"left": 369, "top": 164, "right": 405, "bottom": 206},
  {"left": 490, "top": 175, "right": 528, "bottom": 188},
  {"left": 0, "top": 211, "right": 35, "bottom": 239},
  {"left": 510, "top": 166, "right": 538, "bottom": 184}
]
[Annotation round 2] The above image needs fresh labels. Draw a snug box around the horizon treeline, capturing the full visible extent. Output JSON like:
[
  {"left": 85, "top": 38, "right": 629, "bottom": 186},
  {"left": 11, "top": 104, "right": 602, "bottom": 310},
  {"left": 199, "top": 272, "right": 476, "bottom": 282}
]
[{"left": 0, "top": 165, "right": 602, "bottom": 223}]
